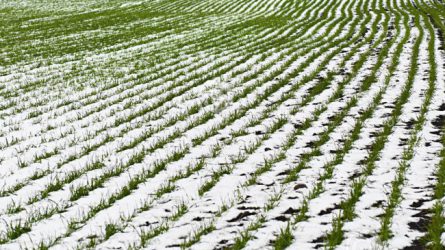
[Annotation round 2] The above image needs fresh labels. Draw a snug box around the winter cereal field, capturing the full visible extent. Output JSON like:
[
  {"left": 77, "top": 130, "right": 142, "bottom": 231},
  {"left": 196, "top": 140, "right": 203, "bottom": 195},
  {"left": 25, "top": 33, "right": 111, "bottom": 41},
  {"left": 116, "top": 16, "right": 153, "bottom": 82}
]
[{"left": 1, "top": 0, "right": 445, "bottom": 249}]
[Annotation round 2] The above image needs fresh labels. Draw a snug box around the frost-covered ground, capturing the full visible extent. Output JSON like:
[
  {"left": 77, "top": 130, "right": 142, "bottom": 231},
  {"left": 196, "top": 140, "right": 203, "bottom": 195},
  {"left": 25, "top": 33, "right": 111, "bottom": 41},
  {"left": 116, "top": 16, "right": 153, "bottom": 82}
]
[{"left": 1, "top": 0, "right": 445, "bottom": 249}]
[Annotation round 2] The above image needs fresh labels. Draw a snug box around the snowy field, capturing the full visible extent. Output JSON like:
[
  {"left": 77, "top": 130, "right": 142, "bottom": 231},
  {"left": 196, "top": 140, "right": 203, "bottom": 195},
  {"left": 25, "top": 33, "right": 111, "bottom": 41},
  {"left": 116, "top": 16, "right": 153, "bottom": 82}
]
[{"left": 1, "top": 0, "right": 445, "bottom": 249}]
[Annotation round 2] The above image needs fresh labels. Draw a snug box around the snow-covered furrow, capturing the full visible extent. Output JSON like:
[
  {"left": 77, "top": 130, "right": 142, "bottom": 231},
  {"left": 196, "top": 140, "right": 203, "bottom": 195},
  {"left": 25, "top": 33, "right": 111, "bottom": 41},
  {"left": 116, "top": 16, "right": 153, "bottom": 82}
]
[
  {"left": 210, "top": 28, "right": 394, "bottom": 250},
  {"left": 92, "top": 75, "right": 320, "bottom": 249},
  {"left": 0, "top": 26, "right": 272, "bottom": 148},
  {"left": 339, "top": 23, "right": 430, "bottom": 249},
  {"left": 0, "top": 14, "right": 262, "bottom": 104},
  {"left": 282, "top": 10, "right": 418, "bottom": 250},
  {"left": 0, "top": 51, "right": 279, "bottom": 207},
  {"left": 0, "top": 10, "right": 326, "bottom": 158},
  {"left": 188, "top": 10, "right": 393, "bottom": 250},
  {"left": 191, "top": 54, "right": 377, "bottom": 250},
  {"left": 0, "top": 15, "right": 294, "bottom": 121},
  {"left": 0, "top": 54, "right": 242, "bottom": 174},
  {"left": 0, "top": 19, "right": 346, "bottom": 247},
  {"left": 53, "top": 8, "right": 360, "bottom": 249},
  {"left": 45, "top": 13, "right": 360, "bottom": 248},
  {"left": 0, "top": 24, "right": 246, "bottom": 116},
  {"left": 0, "top": 0, "right": 346, "bottom": 203},
  {"left": 1, "top": 0, "right": 443, "bottom": 248},
  {"left": 0, "top": 23, "right": 286, "bottom": 163},
  {"left": 378, "top": 18, "right": 445, "bottom": 250},
  {"left": 139, "top": 12, "right": 374, "bottom": 250},
  {"left": 0, "top": 14, "right": 252, "bottom": 116},
  {"left": 285, "top": 32, "right": 417, "bottom": 250},
  {"left": 0, "top": 47, "right": 344, "bottom": 248},
  {"left": 0, "top": 16, "right": 332, "bottom": 200}
]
